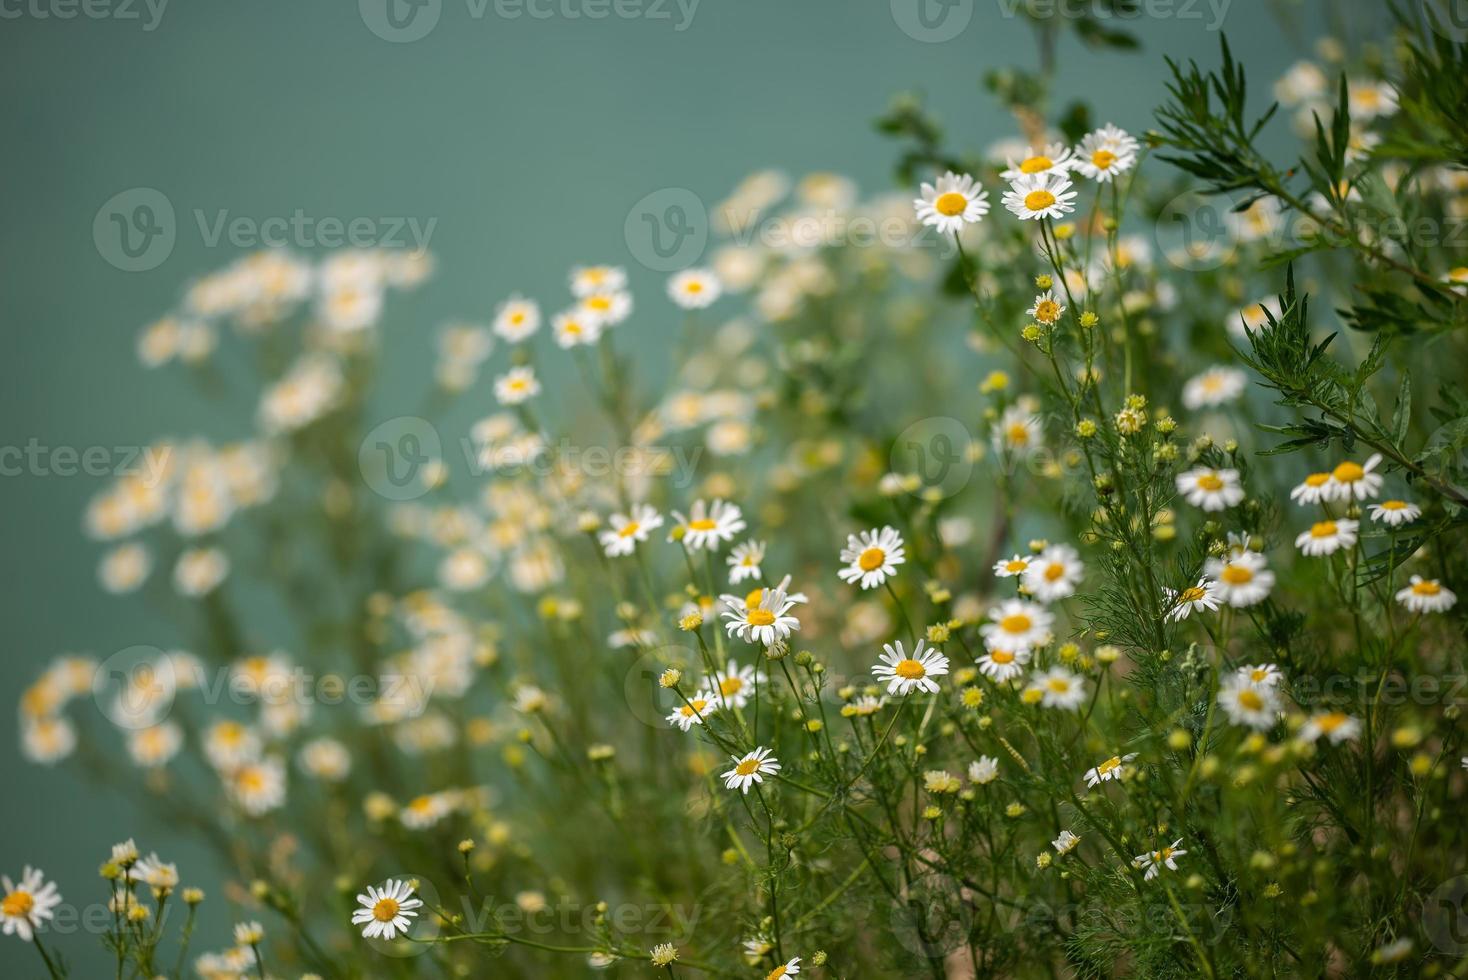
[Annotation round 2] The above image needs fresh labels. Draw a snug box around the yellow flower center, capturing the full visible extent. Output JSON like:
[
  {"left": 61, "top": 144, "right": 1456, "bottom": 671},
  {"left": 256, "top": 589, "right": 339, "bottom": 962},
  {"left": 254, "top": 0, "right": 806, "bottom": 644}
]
[
  {"left": 1158, "top": 846, "right": 1174, "bottom": 860},
  {"left": 1097, "top": 756, "right": 1121, "bottom": 775},
  {"left": 1179, "top": 586, "right": 1206, "bottom": 602},
  {"left": 1381, "top": 500, "right": 1406, "bottom": 510},
  {"left": 2, "top": 890, "right": 35, "bottom": 918},
  {"left": 1304, "top": 472, "right": 1329, "bottom": 487},
  {"left": 372, "top": 897, "right": 400, "bottom": 922},
  {"left": 746, "top": 609, "right": 776, "bottom": 627},
  {"left": 735, "top": 758, "right": 760, "bottom": 776},
  {"left": 720, "top": 677, "right": 744, "bottom": 696},
  {"left": 1309, "top": 521, "right": 1337, "bottom": 538},
  {"left": 858, "top": 547, "right": 886, "bottom": 571},
  {"left": 745, "top": 588, "right": 765, "bottom": 607},
  {"left": 1019, "top": 155, "right": 1053, "bottom": 173},
  {"left": 1332, "top": 461, "right": 1365, "bottom": 483},
  {"left": 1044, "top": 562, "right": 1066, "bottom": 582},
  {"left": 1046, "top": 677, "right": 1071, "bottom": 694},
  {"left": 1196, "top": 473, "right": 1224, "bottom": 491},
  {"left": 1316, "top": 712, "right": 1348, "bottom": 732},
  {"left": 1024, "top": 189, "right": 1056, "bottom": 211},
  {"left": 236, "top": 768, "right": 265, "bottom": 793},
  {"left": 1091, "top": 148, "right": 1117, "bottom": 170},
  {"left": 408, "top": 795, "right": 433, "bottom": 813},
  {"left": 1237, "top": 689, "right": 1264, "bottom": 711},
  {"left": 617, "top": 521, "right": 640, "bottom": 537},
  {"left": 1412, "top": 580, "right": 1441, "bottom": 596},
  {"left": 1004, "top": 559, "right": 1028, "bottom": 573},
  {"left": 894, "top": 658, "right": 927, "bottom": 680},
  {"left": 934, "top": 191, "right": 968, "bottom": 216},
  {"left": 1448, "top": 266, "right": 1468, "bottom": 283},
  {"left": 688, "top": 518, "right": 718, "bottom": 531},
  {"left": 684, "top": 280, "right": 704, "bottom": 294},
  {"left": 1000, "top": 614, "right": 1032, "bottom": 634},
  {"left": 585, "top": 296, "right": 611, "bottom": 312},
  {"left": 510, "top": 311, "right": 525, "bottom": 324},
  {"left": 990, "top": 649, "right": 1015, "bottom": 665},
  {"left": 681, "top": 699, "right": 707, "bottom": 717},
  {"left": 1035, "top": 300, "right": 1060, "bottom": 322},
  {"left": 1220, "top": 564, "right": 1254, "bottom": 585},
  {"left": 1006, "top": 423, "right": 1031, "bottom": 445},
  {"left": 767, "top": 967, "right": 790, "bottom": 980}
]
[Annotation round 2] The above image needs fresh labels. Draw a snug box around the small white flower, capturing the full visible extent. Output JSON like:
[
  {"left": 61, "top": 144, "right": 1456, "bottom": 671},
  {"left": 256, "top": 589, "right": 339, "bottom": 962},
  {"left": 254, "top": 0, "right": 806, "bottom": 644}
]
[
  {"left": 492, "top": 295, "right": 541, "bottom": 342},
  {"left": 710, "top": 659, "right": 763, "bottom": 710},
  {"left": 1289, "top": 471, "right": 1334, "bottom": 505},
  {"left": 837, "top": 526, "right": 906, "bottom": 590},
  {"left": 570, "top": 265, "right": 626, "bottom": 298},
  {"left": 667, "top": 268, "right": 723, "bottom": 309},
  {"left": 1181, "top": 366, "right": 1247, "bottom": 410},
  {"left": 1299, "top": 711, "right": 1362, "bottom": 745},
  {"left": 1027, "top": 666, "right": 1086, "bottom": 711},
  {"left": 1218, "top": 672, "right": 1281, "bottom": 730},
  {"left": 979, "top": 599, "right": 1053, "bottom": 652},
  {"left": 722, "top": 585, "right": 801, "bottom": 647},
  {"left": 1175, "top": 467, "right": 1245, "bottom": 511},
  {"left": 1052, "top": 830, "right": 1082, "bottom": 855},
  {"left": 913, "top": 171, "right": 990, "bottom": 234},
  {"left": 968, "top": 756, "right": 999, "bottom": 784},
  {"left": 1025, "top": 290, "right": 1066, "bottom": 325},
  {"left": 1325, "top": 454, "right": 1383, "bottom": 502},
  {"left": 1204, "top": 550, "right": 1275, "bottom": 608},
  {"left": 1395, "top": 575, "right": 1457, "bottom": 614},
  {"left": 1083, "top": 753, "right": 1137, "bottom": 787},
  {"left": 1368, "top": 500, "right": 1420, "bottom": 526},
  {"left": 1070, "top": 124, "right": 1139, "bottom": 182},
  {"left": 234, "top": 921, "right": 264, "bottom": 946},
  {"left": 1295, "top": 518, "right": 1359, "bottom": 557},
  {"left": 351, "top": 878, "right": 422, "bottom": 941},
  {"left": 765, "top": 956, "right": 801, "bottom": 978},
  {"left": 671, "top": 499, "right": 746, "bottom": 551},
  {"left": 976, "top": 646, "right": 1030, "bottom": 683},
  {"left": 721, "top": 746, "right": 780, "bottom": 793},
  {"left": 666, "top": 692, "right": 715, "bottom": 732},
  {"left": 1133, "top": 839, "right": 1187, "bottom": 881},
  {"left": 494, "top": 366, "right": 540, "bottom": 405},
  {"left": 992, "top": 554, "right": 1032, "bottom": 578},
  {"left": 1239, "top": 663, "right": 1283, "bottom": 687},
  {"left": 551, "top": 308, "right": 604, "bottom": 349},
  {"left": 1163, "top": 579, "right": 1223, "bottom": 621},
  {"left": 872, "top": 639, "right": 949, "bottom": 696},
  {"left": 726, "top": 540, "right": 767, "bottom": 583},
  {"left": 1021, "top": 543, "right": 1083, "bottom": 603},
  {"left": 598, "top": 503, "right": 664, "bottom": 557},
  {"left": 1002, "top": 172, "right": 1077, "bottom": 220},
  {"left": 1000, "top": 143, "right": 1074, "bottom": 181},
  {"left": 0, "top": 867, "right": 62, "bottom": 941}
]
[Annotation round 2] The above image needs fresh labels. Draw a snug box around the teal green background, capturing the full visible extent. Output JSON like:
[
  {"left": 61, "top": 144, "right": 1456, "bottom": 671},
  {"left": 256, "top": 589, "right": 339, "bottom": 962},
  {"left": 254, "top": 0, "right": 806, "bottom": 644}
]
[{"left": 1, "top": 0, "right": 1336, "bottom": 972}]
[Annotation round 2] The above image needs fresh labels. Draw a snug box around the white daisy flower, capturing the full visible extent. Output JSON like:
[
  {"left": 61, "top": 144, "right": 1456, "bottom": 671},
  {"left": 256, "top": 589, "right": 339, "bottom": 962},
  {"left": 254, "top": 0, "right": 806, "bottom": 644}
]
[
  {"left": 174, "top": 547, "right": 229, "bottom": 597},
  {"left": 1022, "top": 543, "right": 1083, "bottom": 603},
  {"left": 968, "top": 756, "right": 999, "bottom": 784},
  {"left": 127, "top": 722, "right": 183, "bottom": 769},
  {"left": 1025, "top": 290, "right": 1065, "bottom": 325},
  {"left": 837, "top": 526, "right": 906, "bottom": 590},
  {"left": 871, "top": 639, "right": 950, "bottom": 696},
  {"left": 1218, "top": 672, "right": 1280, "bottom": 730},
  {"left": 721, "top": 746, "right": 780, "bottom": 793},
  {"left": 1289, "top": 471, "right": 1334, "bottom": 505},
  {"left": 1347, "top": 79, "right": 1398, "bottom": 119},
  {"left": 1442, "top": 265, "right": 1468, "bottom": 295},
  {"left": 579, "top": 289, "right": 632, "bottom": 327},
  {"left": 203, "top": 720, "right": 261, "bottom": 771},
  {"left": 1325, "top": 454, "right": 1384, "bottom": 501},
  {"left": 1000, "top": 143, "right": 1075, "bottom": 180},
  {"left": 1295, "top": 518, "right": 1359, "bottom": 557},
  {"left": 1070, "top": 124, "right": 1139, "bottom": 182},
  {"left": 298, "top": 737, "right": 352, "bottom": 782},
  {"left": 993, "top": 405, "right": 1043, "bottom": 455},
  {"left": 400, "top": 792, "right": 455, "bottom": 829},
  {"left": 666, "top": 692, "right": 715, "bottom": 732},
  {"left": 1083, "top": 752, "right": 1138, "bottom": 787},
  {"left": 99, "top": 542, "right": 152, "bottom": 594},
  {"left": 710, "top": 659, "right": 763, "bottom": 710},
  {"left": 1133, "top": 839, "right": 1187, "bottom": 881},
  {"left": 671, "top": 499, "right": 746, "bottom": 551},
  {"left": 552, "top": 309, "right": 604, "bottom": 349},
  {"left": 979, "top": 599, "right": 1054, "bottom": 652},
  {"left": 1238, "top": 663, "right": 1283, "bottom": 687},
  {"left": 1368, "top": 500, "right": 1420, "bottom": 526},
  {"left": 992, "top": 554, "right": 1032, "bottom": 578},
  {"left": 722, "top": 585, "right": 801, "bottom": 646},
  {"left": 1204, "top": 550, "right": 1275, "bottom": 608},
  {"left": 976, "top": 646, "right": 1030, "bottom": 683},
  {"left": 1175, "top": 467, "right": 1245, "bottom": 511},
  {"left": 726, "top": 540, "right": 767, "bottom": 583},
  {"left": 1002, "top": 172, "right": 1077, "bottom": 220},
  {"left": 1, "top": 867, "right": 62, "bottom": 942},
  {"left": 1395, "top": 576, "right": 1457, "bottom": 614},
  {"left": 233, "top": 921, "right": 264, "bottom": 946},
  {"left": 765, "top": 956, "right": 801, "bottom": 978},
  {"left": 570, "top": 265, "right": 626, "bottom": 298},
  {"left": 492, "top": 295, "right": 541, "bottom": 342},
  {"left": 667, "top": 268, "right": 722, "bottom": 309},
  {"left": 21, "top": 716, "right": 75, "bottom": 765},
  {"left": 1052, "top": 830, "right": 1082, "bottom": 855},
  {"left": 1028, "top": 666, "right": 1087, "bottom": 711},
  {"left": 494, "top": 366, "right": 540, "bottom": 405},
  {"left": 1164, "top": 579, "right": 1223, "bottom": 621},
  {"left": 351, "top": 878, "right": 422, "bottom": 941},
  {"left": 1300, "top": 710, "right": 1362, "bottom": 745},
  {"left": 1181, "top": 366, "right": 1247, "bottom": 410},
  {"left": 913, "top": 171, "right": 990, "bottom": 234},
  {"left": 226, "top": 757, "right": 286, "bottom": 816},
  {"left": 598, "top": 503, "right": 663, "bottom": 557},
  {"left": 1228, "top": 297, "right": 1282, "bottom": 339}
]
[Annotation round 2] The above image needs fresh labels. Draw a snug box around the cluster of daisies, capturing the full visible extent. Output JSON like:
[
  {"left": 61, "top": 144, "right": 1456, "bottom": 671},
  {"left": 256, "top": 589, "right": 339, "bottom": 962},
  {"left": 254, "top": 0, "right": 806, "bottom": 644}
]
[{"left": 913, "top": 124, "right": 1139, "bottom": 233}]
